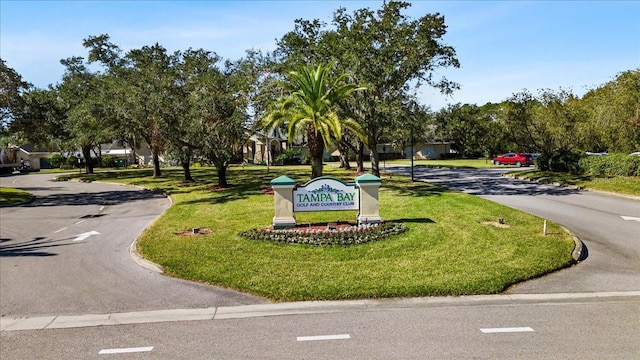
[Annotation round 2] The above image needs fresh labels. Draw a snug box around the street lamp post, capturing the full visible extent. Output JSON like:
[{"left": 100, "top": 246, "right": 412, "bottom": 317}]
[{"left": 411, "top": 128, "right": 414, "bottom": 181}]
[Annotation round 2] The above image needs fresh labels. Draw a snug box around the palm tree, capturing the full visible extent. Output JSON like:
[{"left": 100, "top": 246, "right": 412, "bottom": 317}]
[{"left": 263, "top": 63, "right": 366, "bottom": 178}]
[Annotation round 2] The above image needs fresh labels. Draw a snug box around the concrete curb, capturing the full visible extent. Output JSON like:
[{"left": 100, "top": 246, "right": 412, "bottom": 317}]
[
  {"left": 127, "top": 187, "right": 173, "bottom": 274},
  {"left": 0, "top": 194, "right": 35, "bottom": 208},
  {"left": 3, "top": 291, "right": 638, "bottom": 332},
  {"left": 561, "top": 226, "right": 585, "bottom": 262},
  {"left": 129, "top": 241, "right": 164, "bottom": 274}
]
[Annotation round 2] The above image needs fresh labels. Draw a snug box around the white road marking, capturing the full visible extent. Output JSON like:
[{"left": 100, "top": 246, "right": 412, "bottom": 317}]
[
  {"left": 75, "top": 220, "right": 85, "bottom": 225},
  {"left": 99, "top": 206, "right": 105, "bottom": 211},
  {"left": 621, "top": 216, "right": 640, "bottom": 222},
  {"left": 480, "top": 327, "right": 534, "bottom": 333},
  {"left": 54, "top": 227, "right": 68, "bottom": 233},
  {"left": 98, "top": 346, "right": 153, "bottom": 354},
  {"left": 297, "top": 334, "right": 351, "bottom": 341},
  {"left": 72, "top": 231, "right": 100, "bottom": 242}
]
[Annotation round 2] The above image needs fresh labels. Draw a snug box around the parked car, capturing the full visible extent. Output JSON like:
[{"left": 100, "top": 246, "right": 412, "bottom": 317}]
[{"left": 492, "top": 152, "right": 534, "bottom": 167}]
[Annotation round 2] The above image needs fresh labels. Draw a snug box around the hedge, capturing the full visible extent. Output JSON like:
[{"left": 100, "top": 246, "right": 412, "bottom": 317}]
[{"left": 578, "top": 153, "right": 640, "bottom": 177}]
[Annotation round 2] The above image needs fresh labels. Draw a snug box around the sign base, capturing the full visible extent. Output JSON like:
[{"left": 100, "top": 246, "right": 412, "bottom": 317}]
[{"left": 273, "top": 217, "right": 296, "bottom": 229}]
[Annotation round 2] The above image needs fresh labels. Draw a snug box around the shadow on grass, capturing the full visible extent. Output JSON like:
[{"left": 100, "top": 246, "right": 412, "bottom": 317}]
[
  {"left": 0, "top": 236, "right": 81, "bottom": 257},
  {"left": 388, "top": 217, "right": 436, "bottom": 224}
]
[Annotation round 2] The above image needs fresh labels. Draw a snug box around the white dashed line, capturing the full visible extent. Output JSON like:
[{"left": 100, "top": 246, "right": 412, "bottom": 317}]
[
  {"left": 99, "top": 206, "right": 105, "bottom": 211},
  {"left": 480, "top": 327, "right": 534, "bottom": 333},
  {"left": 75, "top": 220, "right": 85, "bottom": 225},
  {"left": 98, "top": 346, "right": 153, "bottom": 354},
  {"left": 297, "top": 334, "right": 351, "bottom": 341},
  {"left": 54, "top": 227, "right": 68, "bottom": 233}
]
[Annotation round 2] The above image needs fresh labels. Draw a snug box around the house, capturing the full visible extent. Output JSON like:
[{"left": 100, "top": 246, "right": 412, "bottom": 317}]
[
  {"left": 15, "top": 144, "right": 61, "bottom": 170},
  {"left": 405, "top": 141, "right": 453, "bottom": 159},
  {"left": 243, "top": 127, "right": 293, "bottom": 165},
  {"left": 99, "top": 140, "right": 154, "bottom": 167}
]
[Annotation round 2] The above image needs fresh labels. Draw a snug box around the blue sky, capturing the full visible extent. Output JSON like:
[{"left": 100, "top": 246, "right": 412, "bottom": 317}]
[{"left": 1, "top": 0, "right": 639, "bottom": 110}]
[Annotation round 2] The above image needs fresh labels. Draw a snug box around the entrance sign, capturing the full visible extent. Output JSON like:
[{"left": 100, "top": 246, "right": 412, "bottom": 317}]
[
  {"left": 270, "top": 174, "right": 381, "bottom": 229},
  {"left": 293, "top": 177, "right": 359, "bottom": 212}
]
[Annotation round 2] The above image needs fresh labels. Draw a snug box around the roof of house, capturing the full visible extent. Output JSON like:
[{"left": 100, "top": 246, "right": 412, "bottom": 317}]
[{"left": 19, "top": 144, "right": 61, "bottom": 154}]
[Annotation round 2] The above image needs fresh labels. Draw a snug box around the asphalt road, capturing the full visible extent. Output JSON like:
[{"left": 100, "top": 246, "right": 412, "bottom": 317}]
[
  {"left": 2, "top": 294, "right": 638, "bottom": 359},
  {"left": 1, "top": 168, "right": 638, "bottom": 359},
  {"left": 0, "top": 173, "right": 267, "bottom": 318},
  {"left": 386, "top": 165, "right": 640, "bottom": 294}
]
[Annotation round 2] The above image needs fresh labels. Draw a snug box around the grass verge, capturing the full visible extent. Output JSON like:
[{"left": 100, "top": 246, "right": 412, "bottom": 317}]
[
  {"left": 71, "top": 165, "right": 576, "bottom": 301},
  {"left": 509, "top": 170, "right": 640, "bottom": 197},
  {"left": 0, "top": 187, "right": 32, "bottom": 206}
]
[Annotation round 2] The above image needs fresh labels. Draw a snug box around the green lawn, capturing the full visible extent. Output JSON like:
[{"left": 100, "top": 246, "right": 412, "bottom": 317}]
[
  {"left": 0, "top": 187, "right": 33, "bottom": 206},
  {"left": 508, "top": 170, "right": 640, "bottom": 197},
  {"left": 69, "top": 165, "right": 576, "bottom": 301}
]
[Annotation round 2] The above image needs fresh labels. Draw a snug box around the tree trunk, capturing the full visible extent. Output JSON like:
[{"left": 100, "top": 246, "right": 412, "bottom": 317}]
[
  {"left": 82, "top": 146, "right": 94, "bottom": 174},
  {"left": 308, "top": 129, "right": 325, "bottom": 179},
  {"left": 356, "top": 141, "right": 365, "bottom": 173},
  {"left": 217, "top": 166, "right": 228, "bottom": 187},
  {"left": 338, "top": 140, "right": 351, "bottom": 169},
  {"left": 152, "top": 150, "right": 162, "bottom": 177},
  {"left": 370, "top": 148, "right": 380, "bottom": 177},
  {"left": 369, "top": 134, "right": 380, "bottom": 177},
  {"left": 182, "top": 159, "right": 193, "bottom": 182}
]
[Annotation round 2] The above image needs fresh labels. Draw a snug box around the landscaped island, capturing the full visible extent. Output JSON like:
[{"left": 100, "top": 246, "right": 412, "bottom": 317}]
[{"left": 69, "top": 165, "right": 576, "bottom": 302}]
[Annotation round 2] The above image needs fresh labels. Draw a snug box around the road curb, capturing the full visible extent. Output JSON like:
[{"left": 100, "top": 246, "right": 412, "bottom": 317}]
[
  {"left": 561, "top": 226, "right": 585, "bottom": 262},
  {"left": 0, "top": 194, "right": 35, "bottom": 208},
  {"left": 3, "top": 291, "right": 639, "bottom": 332},
  {"left": 129, "top": 241, "right": 164, "bottom": 274},
  {"left": 127, "top": 189, "right": 172, "bottom": 274}
]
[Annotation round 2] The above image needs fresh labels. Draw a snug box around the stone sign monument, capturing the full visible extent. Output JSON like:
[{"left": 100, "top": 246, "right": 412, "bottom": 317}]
[{"left": 270, "top": 174, "right": 382, "bottom": 229}]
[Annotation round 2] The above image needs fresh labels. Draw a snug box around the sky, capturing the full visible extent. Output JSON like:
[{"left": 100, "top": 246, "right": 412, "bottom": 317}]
[{"left": 1, "top": 0, "right": 639, "bottom": 111}]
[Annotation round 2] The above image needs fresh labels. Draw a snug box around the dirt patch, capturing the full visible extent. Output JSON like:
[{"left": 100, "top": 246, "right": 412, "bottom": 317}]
[
  {"left": 481, "top": 221, "right": 511, "bottom": 228},
  {"left": 260, "top": 188, "right": 274, "bottom": 195},
  {"left": 176, "top": 228, "right": 213, "bottom": 236}
]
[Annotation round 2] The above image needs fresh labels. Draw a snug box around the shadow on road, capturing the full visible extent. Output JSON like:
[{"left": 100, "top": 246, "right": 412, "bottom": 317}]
[
  {"left": 388, "top": 167, "right": 581, "bottom": 197},
  {"left": 0, "top": 237, "right": 80, "bottom": 257},
  {"left": 18, "top": 189, "right": 166, "bottom": 207}
]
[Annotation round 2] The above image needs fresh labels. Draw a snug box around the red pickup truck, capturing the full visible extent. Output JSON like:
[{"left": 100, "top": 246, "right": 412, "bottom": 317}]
[{"left": 492, "top": 153, "right": 534, "bottom": 167}]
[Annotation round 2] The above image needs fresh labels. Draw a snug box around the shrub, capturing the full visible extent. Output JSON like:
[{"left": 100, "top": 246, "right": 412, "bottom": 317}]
[
  {"left": 274, "top": 148, "right": 301, "bottom": 165},
  {"left": 50, "top": 154, "right": 66, "bottom": 168},
  {"left": 240, "top": 222, "right": 407, "bottom": 246},
  {"left": 101, "top": 156, "right": 116, "bottom": 168},
  {"left": 535, "top": 151, "right": 583, "bottom": 173},
  {"left": 579, "top": 153, "right": 640, "bottom": 177},
  {"left": 66, "top": 155, "right": 78, "bottom": 166}
]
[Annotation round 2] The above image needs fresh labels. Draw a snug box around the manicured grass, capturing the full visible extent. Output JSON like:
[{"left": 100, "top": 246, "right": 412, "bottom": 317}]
[
  {"left": 0, "top": 187, "right": 32, "bottom": 205},
  {"left": 70, "top": 165, "right": 576, "bottom": 302},
  {"left": 509, "top": 170, "right": 640, "bottom": 197}
]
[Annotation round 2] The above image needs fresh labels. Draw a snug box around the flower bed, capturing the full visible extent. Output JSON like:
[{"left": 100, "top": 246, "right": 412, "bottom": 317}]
[{"left": 240, "top": 222, "right": 407, "bottom": 246}]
